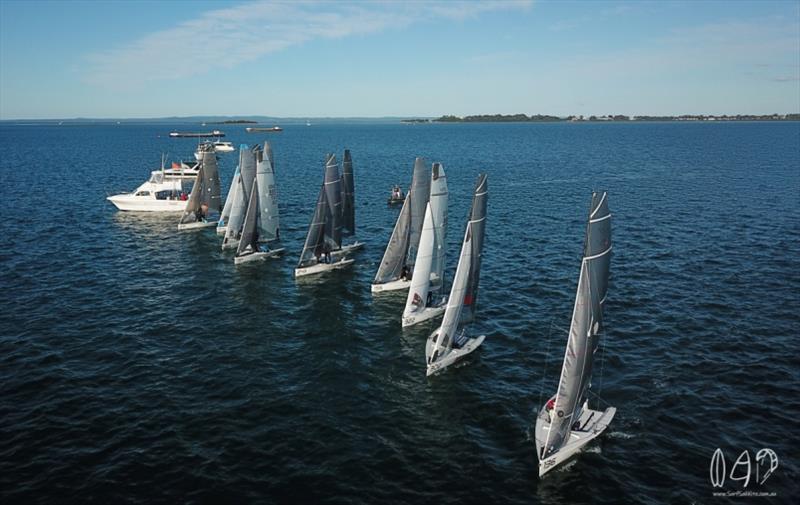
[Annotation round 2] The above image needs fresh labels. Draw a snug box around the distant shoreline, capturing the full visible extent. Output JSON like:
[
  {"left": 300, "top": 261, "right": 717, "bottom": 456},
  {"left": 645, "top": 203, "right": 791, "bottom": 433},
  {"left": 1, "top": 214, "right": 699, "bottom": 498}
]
[{"left": 402, "top": 113, "right": 800, "bottom": 123}]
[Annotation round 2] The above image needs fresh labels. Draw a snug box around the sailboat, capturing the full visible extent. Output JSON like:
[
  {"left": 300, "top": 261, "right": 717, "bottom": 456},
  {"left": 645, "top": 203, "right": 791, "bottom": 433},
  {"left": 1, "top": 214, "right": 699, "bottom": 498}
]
[
  {"left": 177, "top": 146, "right": 222, "bottom": 230},
  {"left": 425, "top": 174, "right": 488, "bottom": 376},
  {"left": 535, "top": 191, "right": 615, "bottom": 478},
  {"left": 294, "top": 155, "right": 355, "bottom": 277},
  {"left": 402, "top": 162, "right": 449, "bottom": 327},
  {"left": 222, "top": 144, "right": 257, "bottom": 250},
  {"left": 372, "top": 157, "right": 431, "bottom": 293},
  {"left": 338, "top": 149, "right": 363, "bottom": 255},
  {"left": 217, "top": 164, "right": 241, "bottom": 235},
  {"left": 234, "top": 143, "right": 284, "bottom": 264}
]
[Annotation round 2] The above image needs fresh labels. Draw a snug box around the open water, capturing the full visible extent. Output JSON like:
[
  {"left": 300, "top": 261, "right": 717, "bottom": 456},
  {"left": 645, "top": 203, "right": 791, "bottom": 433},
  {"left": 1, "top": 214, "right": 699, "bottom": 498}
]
[{"left": 1, "top": 120, "right": 798, "bottom": 504}]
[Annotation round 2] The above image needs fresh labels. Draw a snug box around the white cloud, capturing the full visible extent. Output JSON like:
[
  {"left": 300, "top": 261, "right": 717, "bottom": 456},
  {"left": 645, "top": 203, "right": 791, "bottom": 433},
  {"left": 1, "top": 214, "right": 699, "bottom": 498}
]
[{"left": 85, "top": 0, "right": 532, "bottom": 88}]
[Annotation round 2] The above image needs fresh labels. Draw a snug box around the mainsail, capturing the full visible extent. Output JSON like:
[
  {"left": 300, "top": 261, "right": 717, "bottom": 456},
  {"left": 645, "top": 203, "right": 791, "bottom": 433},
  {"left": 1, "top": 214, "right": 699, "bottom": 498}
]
[
  {"left": 235, "top": 179, "right": 260, "bottom": 257},
  {"left": 542, "top": 191, "right": 612, "bottom": 459},
  {"left": 374, "top": 157, "right": 430, "bottom": 284},
  {"left": 255, "top": 143, "right": 279, "bottom": 242},
  {"left": 297, "top": 186, "right": 329, "bottom": 268},
  {"left": 406, "top": 157, "right": 432, "bottom": 269},
  {"left": 222, "top": 146, "right": 256, "bottom": 247},
  {"left": 341, "top": 149, "right": 356, "bottom": 236},
  {"left": 323, "top": 154, "right": 343, "bottom": 250},
  {"left": 463, "top": 174, "right": 488, "bottom": 321},
  {"left": 429, "top": 163, "right": 448, "bottom": 285},
  {"left": 179, "top": 148, "right": 221, "bottom": 225},
  {"left": 239, "top": 144, "right": 257, "bottom": 207}
]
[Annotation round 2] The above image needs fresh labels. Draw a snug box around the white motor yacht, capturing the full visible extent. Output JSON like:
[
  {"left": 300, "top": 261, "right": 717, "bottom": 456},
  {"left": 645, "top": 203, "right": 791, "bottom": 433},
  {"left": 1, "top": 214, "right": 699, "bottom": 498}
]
[{"left": 107, "top": 170, "right": 194, "bottom": 212}]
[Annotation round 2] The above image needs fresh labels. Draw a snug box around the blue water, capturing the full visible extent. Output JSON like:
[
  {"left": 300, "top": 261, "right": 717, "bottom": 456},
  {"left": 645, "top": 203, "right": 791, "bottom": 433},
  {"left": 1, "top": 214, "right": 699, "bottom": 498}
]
[{"left": 1, "top": 121, "right": 798, "bottom": 503}]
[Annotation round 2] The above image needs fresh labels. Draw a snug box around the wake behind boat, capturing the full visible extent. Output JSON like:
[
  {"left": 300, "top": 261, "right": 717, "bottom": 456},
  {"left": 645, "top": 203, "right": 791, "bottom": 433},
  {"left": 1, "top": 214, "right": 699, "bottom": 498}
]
[
  {"left": 535, "top": 191, "right": 615, "bottom": 478},
  {"left": 169, "top": 130, "right": 224, "bottom": 137}
]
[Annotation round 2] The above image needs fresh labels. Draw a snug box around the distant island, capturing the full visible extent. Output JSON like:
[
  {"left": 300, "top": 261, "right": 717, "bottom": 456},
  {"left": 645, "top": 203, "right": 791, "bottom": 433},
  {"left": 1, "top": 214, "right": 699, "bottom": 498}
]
[
  {"left": 430, "top": 113, "right": 800, "bottom": 123},
  {"left": 208, "top": 119, "right": 257, "bottom": 124}
]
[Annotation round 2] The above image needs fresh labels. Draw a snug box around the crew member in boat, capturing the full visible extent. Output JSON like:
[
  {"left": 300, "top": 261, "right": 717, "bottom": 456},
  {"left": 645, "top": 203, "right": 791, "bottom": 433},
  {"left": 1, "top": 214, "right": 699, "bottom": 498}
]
[{"left": 545, "top": 397, "right": 556, "bottom": 422}]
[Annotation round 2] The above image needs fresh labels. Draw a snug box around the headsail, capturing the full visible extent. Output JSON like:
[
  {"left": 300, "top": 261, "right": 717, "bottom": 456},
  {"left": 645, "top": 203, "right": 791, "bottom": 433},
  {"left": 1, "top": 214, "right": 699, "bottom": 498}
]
[
  {"left": 404, "top": 203, "right": 436, "bottom": 318},
  {"left": 542, "top": 191, "right": 612, "bottom": 459},
  {"left": 341, "top": 149, "right": 356, "bottom": 235},
  {"left": 323, "top": 154, "right": 343, "bottom": 250},
  {"left": 297, "top": 186, "right": 328, "bottom": 268},
  {"left": 219, "top": 164, "right": 241, "bottom": 227},
  {"left": 255, "top": 143, "right": 279, "bottom": 242},
  {"left": 374, "top": 196, "right": 411, "bottom": 283},
  {"left": 235, "top": 179, "right": 260, "bottom": 257}
]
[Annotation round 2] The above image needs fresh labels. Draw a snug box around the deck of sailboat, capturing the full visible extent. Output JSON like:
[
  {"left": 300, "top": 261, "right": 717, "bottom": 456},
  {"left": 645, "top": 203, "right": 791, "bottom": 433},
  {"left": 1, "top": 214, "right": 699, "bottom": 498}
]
[{"left": 534, "top": 403, "right": 616, "bottom": 477}]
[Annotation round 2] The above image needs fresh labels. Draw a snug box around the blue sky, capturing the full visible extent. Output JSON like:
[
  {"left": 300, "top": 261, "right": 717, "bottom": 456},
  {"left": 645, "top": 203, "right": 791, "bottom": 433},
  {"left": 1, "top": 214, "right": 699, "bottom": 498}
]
[{"left": 0, "top": 0, "right": 798, "bottom": 119}]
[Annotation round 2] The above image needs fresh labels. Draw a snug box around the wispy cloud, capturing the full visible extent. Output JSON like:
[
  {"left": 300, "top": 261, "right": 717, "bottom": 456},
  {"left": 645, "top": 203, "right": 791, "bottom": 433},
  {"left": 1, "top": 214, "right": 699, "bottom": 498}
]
[{"left": 85, "top": 0, "right": 532, "bottom": 87}]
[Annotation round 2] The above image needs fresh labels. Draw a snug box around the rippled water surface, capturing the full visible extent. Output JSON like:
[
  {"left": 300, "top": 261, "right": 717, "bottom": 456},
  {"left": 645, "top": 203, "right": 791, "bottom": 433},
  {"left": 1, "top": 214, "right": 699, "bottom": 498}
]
[{"left": 1, "top": 121, "right": 798, "bottom": 504}]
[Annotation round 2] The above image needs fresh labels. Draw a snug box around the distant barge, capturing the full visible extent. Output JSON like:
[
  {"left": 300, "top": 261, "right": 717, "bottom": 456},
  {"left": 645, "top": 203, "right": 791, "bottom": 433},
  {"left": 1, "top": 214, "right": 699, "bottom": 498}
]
[
  {"left": 169, "top": 130, "right": 225, "bottom": 138},
  {"left": 245, "top": 126, "right": 283, "bottom": 133}
]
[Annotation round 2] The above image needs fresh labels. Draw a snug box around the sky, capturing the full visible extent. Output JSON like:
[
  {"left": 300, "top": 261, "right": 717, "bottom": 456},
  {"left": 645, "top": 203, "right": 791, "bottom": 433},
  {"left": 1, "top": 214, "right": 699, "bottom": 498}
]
[{"left": 0, "top": 0, "right": 798, "bottom": 119}]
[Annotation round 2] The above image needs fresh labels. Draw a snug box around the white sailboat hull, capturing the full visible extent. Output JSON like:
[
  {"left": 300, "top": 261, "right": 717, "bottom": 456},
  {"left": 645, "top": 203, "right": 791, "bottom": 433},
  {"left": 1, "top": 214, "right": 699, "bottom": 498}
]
[
  {"left": 177, "top": 220, "right": 217, "bottom": 231},
  {"left": 371, "top": 277, "right": 411, "bottom": 293},
  {"left": 294, "top": 258, "right": 354, "bottom": 278},
  {"left": 234, "top": 248, "right": 285, "bottom": 265},
  {"left": 216, "top": 226, "right": 227, "bottom": 235},
  {"left": 402, "top": 303, "right": 446, "bottom": 327},
  {"left": 221, "top": 238, "right": 240, "bottom": 250},
  {"left": 332, "top": 241, "right": 363, "bottom": 257},
  {"left": 425, "top": 334, "right": 485, "bottom": 376},
  {"left": 535, "top": 404, "right": 616, "bottom": 477}
]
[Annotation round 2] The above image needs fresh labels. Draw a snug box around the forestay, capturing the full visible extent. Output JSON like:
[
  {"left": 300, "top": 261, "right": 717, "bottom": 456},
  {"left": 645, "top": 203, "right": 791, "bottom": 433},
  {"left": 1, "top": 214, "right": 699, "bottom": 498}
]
[{"left": 542, "top": 191, "right": 612, "bottom": 459}]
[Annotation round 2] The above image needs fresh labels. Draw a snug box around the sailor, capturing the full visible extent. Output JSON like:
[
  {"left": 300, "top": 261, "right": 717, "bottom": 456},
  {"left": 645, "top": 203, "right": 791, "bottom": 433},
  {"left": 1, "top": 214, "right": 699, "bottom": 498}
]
[
  {"left": 545, "top": 398, "right": 556, "bottom": 422},
  {"left": 400, "top": 265, "right": 409, "bottom": 280}
]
